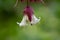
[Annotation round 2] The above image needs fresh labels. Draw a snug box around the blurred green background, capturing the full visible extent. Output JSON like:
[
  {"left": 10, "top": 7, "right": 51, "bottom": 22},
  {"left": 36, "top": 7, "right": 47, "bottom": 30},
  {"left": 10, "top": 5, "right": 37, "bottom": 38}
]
[{"left": 0, "top": 0, "right": 60, "bottom": 40}]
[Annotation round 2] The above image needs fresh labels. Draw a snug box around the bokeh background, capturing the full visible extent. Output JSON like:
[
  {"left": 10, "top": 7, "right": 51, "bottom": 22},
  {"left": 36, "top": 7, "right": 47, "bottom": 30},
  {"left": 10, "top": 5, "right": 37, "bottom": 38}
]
[{"left": 0, "top": 0, "right": 60, "bottom": 40}]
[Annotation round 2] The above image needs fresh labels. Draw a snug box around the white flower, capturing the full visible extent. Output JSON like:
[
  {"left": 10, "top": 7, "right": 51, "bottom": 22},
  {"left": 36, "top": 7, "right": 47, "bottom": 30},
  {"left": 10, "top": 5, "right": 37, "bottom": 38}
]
[
  {"left": 17, "top": 15, "right": 28, "bottom": 26},
  {"left": 17, "top": 15, "right": 41, "bottom": 26},
  {"left": 31, "top": 15, "right": 41, "bottom": 25},
  {"left": 17, "top": 6, "right": 41, "bottom": 26}
]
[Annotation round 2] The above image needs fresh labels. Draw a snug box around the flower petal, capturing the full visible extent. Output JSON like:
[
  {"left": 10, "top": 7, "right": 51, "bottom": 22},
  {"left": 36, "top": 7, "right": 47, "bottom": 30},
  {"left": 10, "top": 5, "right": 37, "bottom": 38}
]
[
  {"left": 17, "top": 15, "right": 28, "bottom": 26},
  {"left": 31, "top": 15, "right": 41, "bottom": 24}
]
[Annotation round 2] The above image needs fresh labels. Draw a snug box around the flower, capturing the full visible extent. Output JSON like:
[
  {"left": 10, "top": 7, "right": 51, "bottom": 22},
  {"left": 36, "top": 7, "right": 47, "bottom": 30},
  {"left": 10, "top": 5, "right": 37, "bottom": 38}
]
[{"left": 17, "top": 6, "right": 41, "bottom": 26}]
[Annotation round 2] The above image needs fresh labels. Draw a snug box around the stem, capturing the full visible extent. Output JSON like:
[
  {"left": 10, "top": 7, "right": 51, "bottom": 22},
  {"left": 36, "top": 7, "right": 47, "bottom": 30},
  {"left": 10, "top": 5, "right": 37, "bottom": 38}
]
[
  {"left": 27, "top": 0, "right": 29, "bottom": 6},
  {"left": 14, "top": 0, "right": 18, "bottom": 8},
  {"left": 41, "top": 0, "right": 46, "bottom": 7}
]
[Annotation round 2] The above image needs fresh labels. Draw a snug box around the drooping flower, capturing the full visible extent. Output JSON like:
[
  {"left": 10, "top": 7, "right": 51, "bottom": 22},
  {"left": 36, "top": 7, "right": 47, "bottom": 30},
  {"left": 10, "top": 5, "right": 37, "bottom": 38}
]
[{"left": 17, "top": 6, "right": 41, "bottom": 26}]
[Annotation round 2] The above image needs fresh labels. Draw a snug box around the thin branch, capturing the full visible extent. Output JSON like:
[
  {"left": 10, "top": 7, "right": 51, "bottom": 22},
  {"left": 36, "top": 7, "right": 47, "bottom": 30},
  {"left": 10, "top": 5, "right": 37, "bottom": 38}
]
[
  {"left": 41, "top": 0, "right": 47, "bottom": 7},
  {"left": 14, "top": 0, "right": 18, "bottom": 8}
]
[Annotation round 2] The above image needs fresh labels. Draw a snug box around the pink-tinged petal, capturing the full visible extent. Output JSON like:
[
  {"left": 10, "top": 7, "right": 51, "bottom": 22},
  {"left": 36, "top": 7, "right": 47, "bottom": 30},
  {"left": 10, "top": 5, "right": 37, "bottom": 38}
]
[
  {"left": 23, "top": 6, "right": 34, "bottom": 22},
  {"left": 17, "top": 15, "right": 28, "bottom": 26},
  {"left": 31, "top": 15, "right": 41, "bottom": 24}
]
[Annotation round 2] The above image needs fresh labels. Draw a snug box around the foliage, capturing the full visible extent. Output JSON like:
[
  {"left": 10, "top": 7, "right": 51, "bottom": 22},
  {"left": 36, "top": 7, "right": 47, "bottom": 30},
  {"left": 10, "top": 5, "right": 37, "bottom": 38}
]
[{"left": 0, "top": 0, "right": 60, "bottom": 40}]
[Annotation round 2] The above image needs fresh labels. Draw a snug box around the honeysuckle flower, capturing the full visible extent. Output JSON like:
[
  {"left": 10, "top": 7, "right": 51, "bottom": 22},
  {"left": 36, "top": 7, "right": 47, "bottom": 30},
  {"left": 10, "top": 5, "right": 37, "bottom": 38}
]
[{"left": 17, "top": 6, "right": 41, "bottom": 26}]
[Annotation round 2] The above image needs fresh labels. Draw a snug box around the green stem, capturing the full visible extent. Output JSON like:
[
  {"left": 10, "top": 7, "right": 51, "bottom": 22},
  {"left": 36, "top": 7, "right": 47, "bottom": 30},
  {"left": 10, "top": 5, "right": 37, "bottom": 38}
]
[{"left": 27, "top": 0, "right": 29, "bottom": 6}]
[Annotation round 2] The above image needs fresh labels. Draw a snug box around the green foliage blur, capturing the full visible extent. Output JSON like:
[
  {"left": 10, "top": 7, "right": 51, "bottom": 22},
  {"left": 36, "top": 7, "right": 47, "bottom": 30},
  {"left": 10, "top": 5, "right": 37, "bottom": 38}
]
[{"left": 0, "top": 0, "right": 60, "bottom": 40}]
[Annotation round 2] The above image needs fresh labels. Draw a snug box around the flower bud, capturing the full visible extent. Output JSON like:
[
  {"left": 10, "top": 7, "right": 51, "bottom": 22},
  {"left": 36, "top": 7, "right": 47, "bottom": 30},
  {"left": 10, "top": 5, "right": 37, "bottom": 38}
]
[{"left": 23, "top": 6, "right": 34, "bottom": 22}]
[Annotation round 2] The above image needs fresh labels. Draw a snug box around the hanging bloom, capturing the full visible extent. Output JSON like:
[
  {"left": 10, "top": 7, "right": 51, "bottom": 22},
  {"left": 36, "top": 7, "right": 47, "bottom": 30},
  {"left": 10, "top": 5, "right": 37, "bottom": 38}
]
[{"left": 17, "top": 6, "right": 41, "bottom": 26}]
